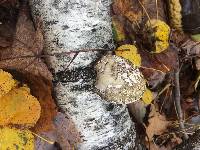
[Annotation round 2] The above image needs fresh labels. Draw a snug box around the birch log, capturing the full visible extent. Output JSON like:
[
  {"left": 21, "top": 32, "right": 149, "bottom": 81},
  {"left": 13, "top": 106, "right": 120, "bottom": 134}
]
[{"left": 29, "top": 0, "right": 136, "bottom": 149}]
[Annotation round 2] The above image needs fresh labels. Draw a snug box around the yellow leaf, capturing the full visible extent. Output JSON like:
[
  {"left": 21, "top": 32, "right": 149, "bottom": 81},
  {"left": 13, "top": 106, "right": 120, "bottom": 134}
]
[
  {"left": 0, "top": 127, "right": 34, "bottom": 150},
  {"left": 142, "top": 88, "right": 153, "bottom": 104},
  {"left": 115, "top": 44, "right": 141, "bottom": 66},
  {"left": 0, "top": 69, "right": 17, "bottom": 98},
  {"left": 0, "top": 85, "right": 41, "bottom": 127},
  {"left": 145, "top": 19, "right": 170, "bottom": 53}
]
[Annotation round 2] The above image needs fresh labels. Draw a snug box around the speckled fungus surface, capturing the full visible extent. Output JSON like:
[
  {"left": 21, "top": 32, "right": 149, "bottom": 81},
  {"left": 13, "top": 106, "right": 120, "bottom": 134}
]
[
  {"left": 95, "top": 54, "right": 146, "bottom": 104},
  {"left": 145, "top": 19, "right": 170, "bottom": 53}
]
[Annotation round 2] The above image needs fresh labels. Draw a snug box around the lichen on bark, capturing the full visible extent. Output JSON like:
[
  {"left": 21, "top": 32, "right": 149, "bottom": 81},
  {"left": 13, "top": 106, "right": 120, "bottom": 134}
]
[{"left": 29, "top": 0, "right": 136, "bottom": 149}]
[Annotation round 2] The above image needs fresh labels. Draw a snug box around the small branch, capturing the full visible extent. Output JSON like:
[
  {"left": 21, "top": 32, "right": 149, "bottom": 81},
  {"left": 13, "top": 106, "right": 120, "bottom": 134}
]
[
  {"left": 174, "top": 65, "right": 189, "bottom": 140},
  {"left": 0, "top": 49, "right": 130, "bottom": 61},
  {"left": 155, "top": 0, "right": 158, "bottom": 20},
  {"left": 63, "top": 52, "right": 79, "bottom": 71},
  {"left": 137, "top": 0, "right": 151, "bottom": 22},
  {"left": 139, "top": 65, "right": 165, "bottom": 74},
  {"left": 0, "top": 48, "right": 121, "bottom": 61},
  {"left": 30, "top": 131, "right": 54, "bottom": 145}
]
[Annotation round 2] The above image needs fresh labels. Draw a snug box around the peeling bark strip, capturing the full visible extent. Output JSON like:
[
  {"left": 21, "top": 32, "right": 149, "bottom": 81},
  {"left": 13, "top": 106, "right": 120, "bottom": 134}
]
[{"left": 29, "top": 0, "right": 136, "bottom": 149}]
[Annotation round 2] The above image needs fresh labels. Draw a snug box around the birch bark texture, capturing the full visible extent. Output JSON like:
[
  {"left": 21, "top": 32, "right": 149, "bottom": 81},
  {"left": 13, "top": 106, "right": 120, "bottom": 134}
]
[{"left": 29, "top": 0, "right": 136, "bottom": 149}]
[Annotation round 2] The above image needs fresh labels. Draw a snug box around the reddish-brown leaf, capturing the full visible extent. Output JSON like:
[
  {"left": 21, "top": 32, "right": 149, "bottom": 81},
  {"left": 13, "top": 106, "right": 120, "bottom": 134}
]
[{"left": 0, "top": 4, "right": 52, "bottom": 81}]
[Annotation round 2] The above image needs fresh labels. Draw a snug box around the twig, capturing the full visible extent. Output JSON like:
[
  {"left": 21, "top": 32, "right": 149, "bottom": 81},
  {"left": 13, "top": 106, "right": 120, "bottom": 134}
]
[
  {"left": 0, "top": 48, "right": 121, "bottom": 61},
  {"left": 155, "top": 0, "right": 158, "bottom": 20},
  {"left": 159, "top": 86, "right": 171, "bottom": 113},
  {"left": 174, "top": 63, "right": 189, "bottom": 139},
  {"left": 63, "top": 52, "right": 79, "bottom": 71},
  {"left": 30, "top": 131, "right": 54, "bottom": 144},
  {"left": 137, "top": 0, "right": 151, "bottom": 22},
  {"left": 139, "top": 65, "right": 165, "bottom": 74}
]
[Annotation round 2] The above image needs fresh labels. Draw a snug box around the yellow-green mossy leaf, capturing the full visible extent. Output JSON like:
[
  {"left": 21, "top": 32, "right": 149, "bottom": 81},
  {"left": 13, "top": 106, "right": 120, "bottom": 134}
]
[
  {"left": 191, "top": 34, "right": 200, "bottom": 42},
  {"left": 0, "top": 85, "right": 41, "bottom": 127},
  {"left": 0, "top": 127, "right": 34, "bottom": 150},
  {"left": 0, "top": 69, "right": 17, "bottom": 98},
  {"left": 115, "top": 44, "right": 141, "bottom": 66},
  {"left": 142, "top": 88, "right": 153, "bottom": 104},
  {"left": 112, "top": 16, "right": 126, "bottom": 42},
  {"left": 145, "top": 19, "right": 170, "bottom": 53}
]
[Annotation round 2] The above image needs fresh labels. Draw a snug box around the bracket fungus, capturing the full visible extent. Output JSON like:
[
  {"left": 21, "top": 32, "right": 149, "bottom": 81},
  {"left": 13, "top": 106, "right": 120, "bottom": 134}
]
[
  {"left": 95, "top": 54, "right": 146, "bottom": 104},
  {"left": 145, "top": 19, "right": 170, "bottom": 53}
]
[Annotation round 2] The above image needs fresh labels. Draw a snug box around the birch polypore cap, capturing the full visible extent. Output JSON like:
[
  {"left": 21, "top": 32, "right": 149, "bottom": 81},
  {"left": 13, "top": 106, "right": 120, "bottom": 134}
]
[{"left": 95, "top": 54, "right": 146, "bottom": 104}]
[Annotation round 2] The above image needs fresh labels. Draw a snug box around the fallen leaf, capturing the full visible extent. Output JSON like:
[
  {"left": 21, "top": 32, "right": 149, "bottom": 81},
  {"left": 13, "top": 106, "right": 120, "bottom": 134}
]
[
  {"left": 35, "top": 112, "right": 81, "bottom": 150},
  {"left": 0, "top": 85, "right": 41, "bottom": 127},
  {"left": 142, "top": 0, "right": 167, "bottom": 21},
  {"left": 144, "top": 19, "right": 170, "bottom": 53},
  {"left": 0, "top": 127, "right": 34, "bottom": 150},
  {"left": 115, "top": 44, "right": 141, "bottom": 66},
  {"left": 54, "top": 112, "right": 81, "bottom": 148},
  {"left": 30, "top": 75, "right": 57, "bottom": 132},
  {"left": 139, "top": 47, "right": 178, "bottom": 88},
  {"left": 113, "top": 0, "right": 134, "bottom": 15},
  {"left": 0, "top": 3, "right": 52, "bottom": 81},
  {"left": 0, "top": 69, "right": 17, "bottom": 98},
  {"left": 112, "top": 16, "right": 126, "bottom": 42},
  {"left": 0, "top": 37, "right": 12, "bottom": 48},
  {"left": 0, "top": 4, "right": 17, "bottom": 48},
  {"left": 146, "top": 105, "right": 170, "bottom": 140},
  {"left": 112, "top": 0, "right": 142, "bottom": 23},
  {"left": 142, "top": 88, "right": 153, "bottom": 104}
]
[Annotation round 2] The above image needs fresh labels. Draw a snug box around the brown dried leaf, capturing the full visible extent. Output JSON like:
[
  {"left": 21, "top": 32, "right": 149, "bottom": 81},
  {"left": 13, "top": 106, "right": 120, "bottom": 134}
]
[
  {"left": 112, "top": 0, "right": 132, "bottom": 15},
  {"left": 141, "top": 47, "right": 178, "bottom": 73},
  {"left": 181, "top": 39, "right": 200, "bottom": 56},
  {"left": 35, "top": 113, "right": 81, "bottom": 150},
  {"left": 24, "top": 74, "right": 57, "bottom": 132},
  {"left": 143, "top": 0, "right": 167, "bottom": 21},
  {"left": 139, "top": 47, "right": 177, "bottom": 88},
  {"left": 0, "top": 0, "right": 17, "bottom": 6},
  {"left": 0, "top": 4, "right": 17, "bottom": 48},
  {"left": 54, "top": 112, "right": 81, "bottom": 148},
  {"left": 112, "top": 0, "right": 142, "bottom": 23},
  {"left": 0, "top": 37, "right": 12, "bottom": 48},
  {"left": 0, "top": 4, "right": 52, "bottom": 81},
  {"left": 112, "top": 0, "right": 166, "bottom": 24},
  {"left": 146, "top": 105, "right": 170, "bottom": 140}
]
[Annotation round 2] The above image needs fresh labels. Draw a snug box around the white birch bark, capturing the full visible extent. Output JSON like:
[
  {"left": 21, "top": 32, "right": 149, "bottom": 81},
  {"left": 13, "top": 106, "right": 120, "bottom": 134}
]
[{"left": 29, "top": 0, "right": 136, "bottom": 149}]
